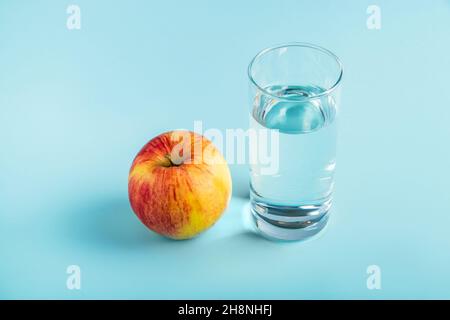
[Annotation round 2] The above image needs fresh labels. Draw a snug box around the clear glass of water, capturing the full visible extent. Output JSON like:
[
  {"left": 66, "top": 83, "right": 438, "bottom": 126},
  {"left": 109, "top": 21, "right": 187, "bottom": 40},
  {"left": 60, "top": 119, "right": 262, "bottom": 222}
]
[{"left": 248, "top": 43, "right": 343, "bottom": 241}]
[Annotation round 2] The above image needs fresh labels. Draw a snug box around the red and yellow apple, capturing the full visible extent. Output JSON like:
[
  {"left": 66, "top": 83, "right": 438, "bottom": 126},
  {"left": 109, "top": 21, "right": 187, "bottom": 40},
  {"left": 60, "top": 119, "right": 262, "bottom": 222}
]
[{"left": 128, "top": 131, "right": 232, "bottom": 239}]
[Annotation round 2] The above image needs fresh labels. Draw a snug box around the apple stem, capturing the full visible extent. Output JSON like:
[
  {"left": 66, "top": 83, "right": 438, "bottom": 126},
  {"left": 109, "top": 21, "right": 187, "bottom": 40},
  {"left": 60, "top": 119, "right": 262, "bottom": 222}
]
[{"left": 164, "top": 154, "right": 181, "bottom": 167}]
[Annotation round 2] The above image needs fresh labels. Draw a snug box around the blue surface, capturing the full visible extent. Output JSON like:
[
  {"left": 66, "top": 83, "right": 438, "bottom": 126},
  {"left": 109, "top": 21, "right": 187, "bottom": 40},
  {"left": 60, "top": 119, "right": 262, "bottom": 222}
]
[{"left": 1, "top": 0, "right": 450, "bottom": 299}]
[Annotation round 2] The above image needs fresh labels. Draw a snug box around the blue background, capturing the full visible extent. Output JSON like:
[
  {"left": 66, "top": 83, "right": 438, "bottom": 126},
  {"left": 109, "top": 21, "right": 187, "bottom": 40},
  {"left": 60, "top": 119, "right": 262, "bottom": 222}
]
[{"left": 1, "top": 0, "right": 450, "bottom": 299}]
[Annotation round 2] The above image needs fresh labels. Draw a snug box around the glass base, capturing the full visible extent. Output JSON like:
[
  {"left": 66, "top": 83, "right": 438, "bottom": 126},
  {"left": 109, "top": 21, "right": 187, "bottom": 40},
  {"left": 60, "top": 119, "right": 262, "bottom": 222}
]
[{"left": 250, "top": 196, "right": 331, "bottom": 241}]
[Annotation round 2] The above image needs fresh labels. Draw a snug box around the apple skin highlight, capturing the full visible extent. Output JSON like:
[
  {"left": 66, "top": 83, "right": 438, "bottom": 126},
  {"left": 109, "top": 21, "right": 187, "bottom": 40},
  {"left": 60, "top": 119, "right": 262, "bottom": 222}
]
[{"left": 128, "top": 131, "right": 232, "bottom": 239}]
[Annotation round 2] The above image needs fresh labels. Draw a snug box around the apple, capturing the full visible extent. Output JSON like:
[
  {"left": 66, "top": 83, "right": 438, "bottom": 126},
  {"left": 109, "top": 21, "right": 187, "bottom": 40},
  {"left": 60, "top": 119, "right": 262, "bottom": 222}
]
[{"left": 128, "top": 131, "right": 232, "bottom": 239}]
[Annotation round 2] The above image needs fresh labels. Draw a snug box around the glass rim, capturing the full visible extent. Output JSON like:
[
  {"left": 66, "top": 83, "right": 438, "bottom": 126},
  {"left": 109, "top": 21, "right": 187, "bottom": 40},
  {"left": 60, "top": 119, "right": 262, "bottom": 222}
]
[{"left": 247, "top": 42, "right": 344, "bottom": 101}]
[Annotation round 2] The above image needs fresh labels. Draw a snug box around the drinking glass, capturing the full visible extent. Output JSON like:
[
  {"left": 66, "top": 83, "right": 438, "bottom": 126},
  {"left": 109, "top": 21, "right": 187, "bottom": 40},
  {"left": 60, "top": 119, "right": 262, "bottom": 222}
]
[{"left": 248, "top": 43, "right": 343, "bottom": 241}]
